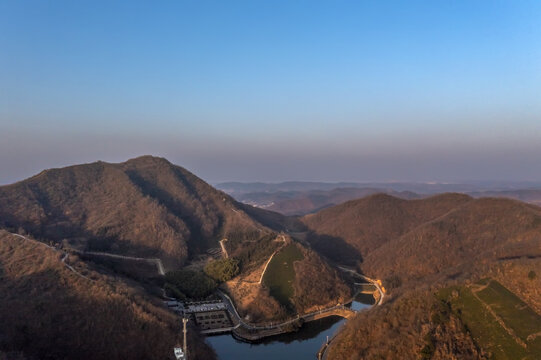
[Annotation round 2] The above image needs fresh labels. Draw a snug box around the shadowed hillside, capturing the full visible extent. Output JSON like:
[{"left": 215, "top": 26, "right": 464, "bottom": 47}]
[
  {"left": 301, "top": 193, "right": 473, "bottom": 264},
  {"left": 303, "top": 193, "right": 541, "bottom": 283},
  {"left": 0, "top": 156, "right": 277, "bottom": 269},
  {"left": 0, "top": 231, "right": 216, "bottom": 360},
  {"left": 363, "top": 197, "right": 541, "bottom": 282},
  {"left": 0, "top": 157, "right": 349, "bottom": 326}
]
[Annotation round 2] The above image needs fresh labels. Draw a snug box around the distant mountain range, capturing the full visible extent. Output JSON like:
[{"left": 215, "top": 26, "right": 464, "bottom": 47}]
[
  {"left": 217, "top": 181, "right": 541, "bottom": 215},
  {"left": 217, "top": 180, "right": 541, "bottom": 195},
  {"left": 1, "top": 157, "right": 540, "bottom": 359}
]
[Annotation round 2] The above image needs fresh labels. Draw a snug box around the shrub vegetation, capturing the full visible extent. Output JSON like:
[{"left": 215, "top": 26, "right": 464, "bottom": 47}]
[
  {"left": 165, "top": 270, "right": 216, "bottom": 299},
  {"left": 204, "top": 258, "right": 240, "bottom": 282}
]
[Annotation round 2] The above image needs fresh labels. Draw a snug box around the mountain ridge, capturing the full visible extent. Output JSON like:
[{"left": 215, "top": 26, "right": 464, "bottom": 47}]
[{"left": 0, "top": 155, "right": 279, "bottom": 270}]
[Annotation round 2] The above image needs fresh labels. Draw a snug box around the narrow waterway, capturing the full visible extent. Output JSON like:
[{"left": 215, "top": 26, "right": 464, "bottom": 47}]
[{"left": 207, "top": 301, "right": 371, "bottom": 360}]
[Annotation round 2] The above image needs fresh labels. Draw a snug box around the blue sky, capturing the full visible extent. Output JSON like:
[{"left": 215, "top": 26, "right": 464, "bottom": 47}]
[{"left": 1, "top": 1, "right": 540, "bottom": 184}]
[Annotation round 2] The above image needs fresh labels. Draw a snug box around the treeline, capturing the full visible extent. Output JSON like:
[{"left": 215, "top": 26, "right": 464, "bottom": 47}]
[
  {"left": 204, "top": 258, "right": 239, "bottom": 282},
  {"left": 165, "top": 270, "right": 217, "bottom": 299}
]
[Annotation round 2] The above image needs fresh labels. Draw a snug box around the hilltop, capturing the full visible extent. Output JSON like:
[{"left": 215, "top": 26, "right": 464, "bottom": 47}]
[
  {"left": 0, "top": 156, "right": 277, "bottom": 269},
  {"left": 363, "top": 197, "right": 541, "bottom": 282}
]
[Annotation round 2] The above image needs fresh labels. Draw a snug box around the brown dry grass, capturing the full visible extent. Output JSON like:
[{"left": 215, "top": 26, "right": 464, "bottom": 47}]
[{"left": 222, "top": 257, "right": 287, "bottom": 322}]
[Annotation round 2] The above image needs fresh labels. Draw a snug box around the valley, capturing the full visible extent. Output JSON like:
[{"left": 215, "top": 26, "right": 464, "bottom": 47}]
[
  {"left": 0, "top": 156, "right": 540, "bottom": 360},
  {"left": 4, "top": 2, "right": 540, "bottom": 359}
]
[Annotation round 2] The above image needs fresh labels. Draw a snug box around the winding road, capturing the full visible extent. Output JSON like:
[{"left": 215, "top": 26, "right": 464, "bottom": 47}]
[
  {"left": 8, "top": 233, "right": 166, "bottom": 279},
  {"left": 217, "top": 289, "right": 356, "bottom": 333},
  {"left": 8, "top": 233, "right": 94, "bottom": 281},
  {"left": 337, "top": 266, "right": 385, "bottom": 305}
]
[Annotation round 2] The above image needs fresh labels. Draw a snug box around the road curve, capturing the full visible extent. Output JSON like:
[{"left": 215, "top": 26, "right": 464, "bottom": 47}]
[
  {"left": 8, "top": 233, "right": 93, "bottom": 281},
  {"left": 337, "top": 266, "right": 384, "bottom": 305}
]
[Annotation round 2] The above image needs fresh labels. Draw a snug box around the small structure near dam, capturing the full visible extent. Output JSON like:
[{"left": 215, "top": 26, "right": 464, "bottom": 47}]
[{"left": 183, "top": 301, "right": 234, "bottom": 334}]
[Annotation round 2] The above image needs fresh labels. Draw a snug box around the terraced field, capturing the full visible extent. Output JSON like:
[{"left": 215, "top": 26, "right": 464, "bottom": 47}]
[
  {"left": 438, "top": 279, "right": 541, "bottom": 359},
  {"left": 475, "top": 279, "right": 541, "bottom": 355},
  {"left": 262, "top": 243, "right": 304, "bottom": 310}
]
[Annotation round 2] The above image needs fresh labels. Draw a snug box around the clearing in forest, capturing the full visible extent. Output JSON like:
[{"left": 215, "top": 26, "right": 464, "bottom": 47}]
[
  {"left": 438, "top": 279, "right": 541, "bottom": 360},
  {"left": 262, "top": 243, "right": 304, "bottom": 310}
]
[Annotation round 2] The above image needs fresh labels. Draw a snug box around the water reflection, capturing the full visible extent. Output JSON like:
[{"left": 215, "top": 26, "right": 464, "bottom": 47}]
[
  {"left": 353, "top": 293, "right": 375, "bottom": 308},
  {"left": 258, "top": 315, "right": 343, "bottom": 344},
  {"left": 207, "top": 301, "right": 370, "bottom": 360}
]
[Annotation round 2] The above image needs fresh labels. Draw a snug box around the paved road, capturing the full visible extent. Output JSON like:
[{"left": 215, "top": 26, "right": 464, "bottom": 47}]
[
  {"left": 217, "top": 289, "right": 356, "bottom": 332},
  {"left": 337, "top": 266, "right": 385, "bottom": 305},
  {"left": 316, "top": 267, "right": 385, "bottom": 360},
  {"left": 9, "top": 233, "right": 167, "bottom": 280},
  {"left": 8, "top": 233, "right": 93, "bottom": 281}
]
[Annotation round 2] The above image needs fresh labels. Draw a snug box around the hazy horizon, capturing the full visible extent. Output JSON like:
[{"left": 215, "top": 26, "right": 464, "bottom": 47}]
[{"left": 2, "top": 1, "right": 541, "bottom": 185}]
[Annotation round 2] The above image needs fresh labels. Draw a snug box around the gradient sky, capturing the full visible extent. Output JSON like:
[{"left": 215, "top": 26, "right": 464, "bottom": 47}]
[{"left": 1, "top": 1, "right": 541, "bottom": 184}]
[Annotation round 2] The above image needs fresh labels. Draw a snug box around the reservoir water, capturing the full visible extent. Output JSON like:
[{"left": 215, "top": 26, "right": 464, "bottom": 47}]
[{"left": 207, "top": 301, "right": 371, "bottom": 360}]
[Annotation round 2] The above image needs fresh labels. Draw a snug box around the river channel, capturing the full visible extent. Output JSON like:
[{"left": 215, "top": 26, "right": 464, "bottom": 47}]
[{"left": 207, "top": 300, "right": 371, "bottom": 360}]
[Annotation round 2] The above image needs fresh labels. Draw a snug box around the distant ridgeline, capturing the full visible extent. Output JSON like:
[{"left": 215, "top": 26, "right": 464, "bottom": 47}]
[
  {"left": 1, "top": 156, "right": 541, "bottom": 359},
  {"left": 0, "top": 156, "right": 353, "bottom": 358}
]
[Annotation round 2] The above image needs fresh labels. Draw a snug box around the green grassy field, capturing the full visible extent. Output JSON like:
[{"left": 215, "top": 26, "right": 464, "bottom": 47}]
[
  {"left": 438, "top": 279, "right": 541, "bottom": 359},
  {"left": 476, "top": 280, "right": 541, "bottom": 342},
  {"left": 262, "top": 243, "right": 304, "bottom": 310},
  {"left": 476, "top": 279, "right": 541, "bottom": 355}
]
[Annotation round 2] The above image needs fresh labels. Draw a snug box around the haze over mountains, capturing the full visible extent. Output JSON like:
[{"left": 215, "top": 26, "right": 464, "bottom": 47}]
[
  {"left": 0, "top": 156, "right": 351, "bottom": 359},
  {"left": 3, "top": 1, "right": 541, "bottom": 359},
  {"left": 218, "top": 181, "right": 541, "bottom": 215},
  {"left": 1, "top": 156, "right": 540, "bottom": 359}
]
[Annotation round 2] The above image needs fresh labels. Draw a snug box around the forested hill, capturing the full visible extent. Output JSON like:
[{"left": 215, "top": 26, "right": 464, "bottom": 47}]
[
  {"left": 302, "top": 193, "right": 541, "bottom": 283},
  {"left": 0, "top": 156, "right": 279, "bottom": 269},
  {"left": 0, "top": 156, "right": 349, "bottom": 323},
  {"left": 303, "top": 193, "right": 541, "bottom": 360},
  {"left": 0, "top": 230, "right": 216, "bottom": 360},
  {"left": 301, "top": 193, "right": 473, "bottom": 265}
]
